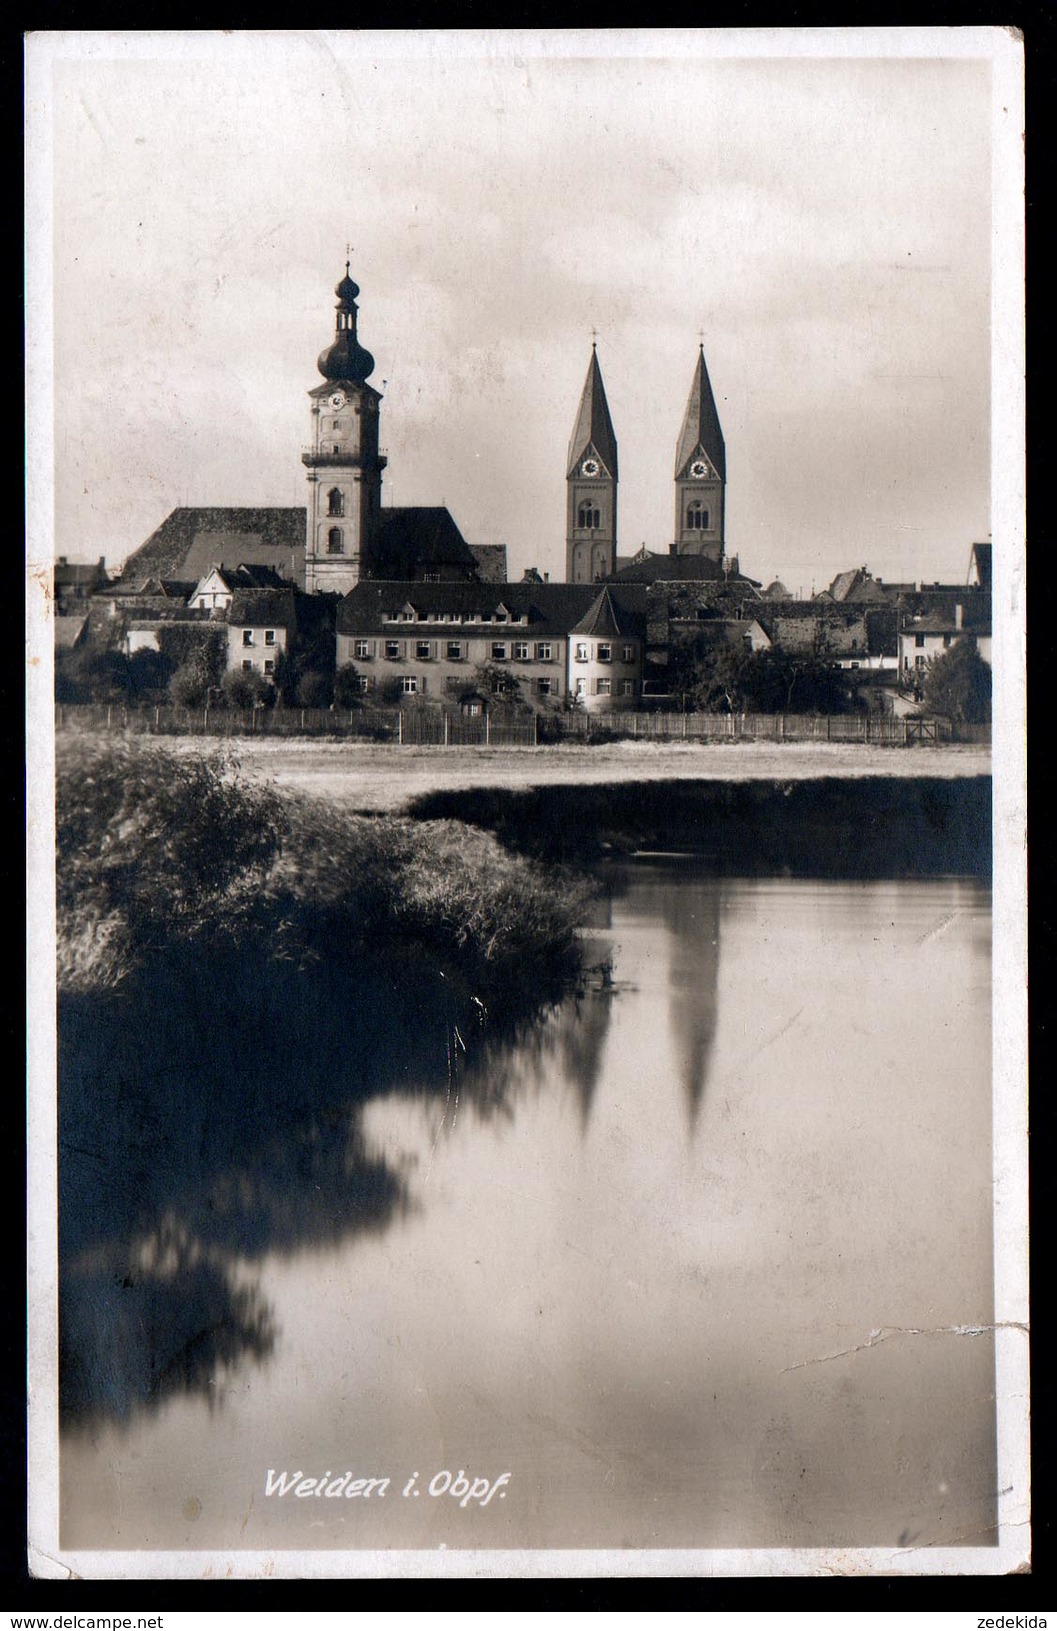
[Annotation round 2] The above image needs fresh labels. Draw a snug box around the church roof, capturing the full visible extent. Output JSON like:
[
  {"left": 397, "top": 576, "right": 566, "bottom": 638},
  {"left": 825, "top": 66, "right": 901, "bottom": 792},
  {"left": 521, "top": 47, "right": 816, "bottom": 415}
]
[
  {"left": 570, "top": 587, "right": 626, "bottom": 638},
  {"left": 675, "top": 346, "right": 726, "bottom": 481},
  {"left": 610, "top": 551, "right": 728, "bottom": 585},
  {"left": 567, "top": 349, "right": 618, "bottom": 479},
  {"left": 373, "top": 508, "right": 479, "bottom": 577},
  {"left": 120, "top": 508, "right": 307, "bottom": 587}
]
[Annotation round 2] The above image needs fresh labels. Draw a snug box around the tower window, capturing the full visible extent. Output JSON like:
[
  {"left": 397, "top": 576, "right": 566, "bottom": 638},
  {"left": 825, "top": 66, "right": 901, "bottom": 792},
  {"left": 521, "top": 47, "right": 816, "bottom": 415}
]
[
  {"left": 686, "top": 502, "right": 710, "bottom": 531},
  {"left": 578, "top": 503, "right": 602, "bottom": 530},
  {"left": 327, "top": 528, "right": 344, "bottom": 555},
  {"left": 327, "top": 488, "right": 344, "bottom": 516}
]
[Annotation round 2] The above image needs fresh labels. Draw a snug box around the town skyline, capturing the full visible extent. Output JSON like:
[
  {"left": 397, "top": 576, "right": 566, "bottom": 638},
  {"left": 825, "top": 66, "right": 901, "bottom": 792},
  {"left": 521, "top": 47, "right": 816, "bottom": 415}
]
[{"left": 43, "top": 33, "right": 994, "bottom": 592}]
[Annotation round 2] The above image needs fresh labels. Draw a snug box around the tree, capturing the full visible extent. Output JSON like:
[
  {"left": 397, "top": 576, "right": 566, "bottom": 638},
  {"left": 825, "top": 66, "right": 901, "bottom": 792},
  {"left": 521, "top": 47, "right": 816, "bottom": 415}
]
[
  {"left": 55, "top": 645, "right": 129, "bottom": 704},
  {"left": 163, "top": 626, "right": 228, "bottom": 708},
  {"left": 666, "top": 635, "right": 856, "bottom": 715},
  {"left": 921, "top": 638, "right": 991, "bottom": 724},
  {"left": 126, "top": 647, "right": 170, "bottom": 701},
  {"left": 333, "top": 663, "right": 364, "bottom": 708},
  {"left": 469, "top": 662, "right": 527, "bottom": 712}
]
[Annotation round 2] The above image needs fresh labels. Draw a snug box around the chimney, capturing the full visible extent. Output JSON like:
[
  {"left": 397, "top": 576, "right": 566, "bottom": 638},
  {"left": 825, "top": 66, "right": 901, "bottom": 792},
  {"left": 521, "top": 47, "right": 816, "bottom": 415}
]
[
  {"left": 57, "top": 556, "right": 67, "bottom": 566},
  {"left": 955, "top": 602, "right": 963, "bottom": 630}
]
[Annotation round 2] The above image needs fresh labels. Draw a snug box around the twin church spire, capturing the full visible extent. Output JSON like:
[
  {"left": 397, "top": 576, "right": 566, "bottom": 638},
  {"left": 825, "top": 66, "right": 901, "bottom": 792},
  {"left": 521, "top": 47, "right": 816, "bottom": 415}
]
[
  {"left": 304, "top": 262, "right": 726, "bottom": 592},
  {"left": 565, "top": 341, "right": 727, "bottom": 583}
]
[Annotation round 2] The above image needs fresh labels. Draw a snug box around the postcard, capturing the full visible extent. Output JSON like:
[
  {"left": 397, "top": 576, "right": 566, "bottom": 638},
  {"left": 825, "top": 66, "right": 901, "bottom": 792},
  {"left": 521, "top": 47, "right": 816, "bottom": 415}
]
[{"left": 26, "top": 27, "right": 1027, "bottom": 1580}]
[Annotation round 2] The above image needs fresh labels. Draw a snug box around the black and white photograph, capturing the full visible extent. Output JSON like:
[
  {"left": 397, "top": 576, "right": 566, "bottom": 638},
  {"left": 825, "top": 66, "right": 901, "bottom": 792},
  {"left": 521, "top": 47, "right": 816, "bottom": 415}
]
[{"left": 25, "top": 28, "right": 1027, "bottom": 1579}]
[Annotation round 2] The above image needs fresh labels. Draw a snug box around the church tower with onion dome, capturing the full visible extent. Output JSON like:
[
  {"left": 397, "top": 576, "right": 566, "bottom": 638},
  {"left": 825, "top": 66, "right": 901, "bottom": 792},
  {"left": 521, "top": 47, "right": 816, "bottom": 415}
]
[
  {"left": 303, "top": 262, "right": 388, "bottom": 595},
  {"left": 566, "top": 345, "right": 619, "bottom": 584}
]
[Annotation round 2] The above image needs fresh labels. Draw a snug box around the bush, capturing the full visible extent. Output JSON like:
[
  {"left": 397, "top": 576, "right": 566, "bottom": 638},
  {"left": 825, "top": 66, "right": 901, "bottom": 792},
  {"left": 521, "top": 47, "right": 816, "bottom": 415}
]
[
  {"left": 221, "top": 669, "right": 275, "bottom": 711},
  {"left": 55, "top": 739, "right": 587, "bottom": 1006},
  {"left": 295, "top": 669, "right": 333, "bottom": 709},
  {"left": 55, "top": 737, "right": 288, "bottom": 989}
]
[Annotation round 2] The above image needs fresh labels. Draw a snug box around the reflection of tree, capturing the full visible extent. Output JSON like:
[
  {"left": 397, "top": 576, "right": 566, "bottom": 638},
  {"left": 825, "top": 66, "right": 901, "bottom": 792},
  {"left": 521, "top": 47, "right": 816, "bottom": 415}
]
[
  {"left": 662, "top": 876, "right": 721, "bottom": 1127},
  {"left": 60, "top": 1232, "right": 275, "bottom": 1427},
  {"left": 57, "top": 941, "right": 568, "bottom": 1431}
]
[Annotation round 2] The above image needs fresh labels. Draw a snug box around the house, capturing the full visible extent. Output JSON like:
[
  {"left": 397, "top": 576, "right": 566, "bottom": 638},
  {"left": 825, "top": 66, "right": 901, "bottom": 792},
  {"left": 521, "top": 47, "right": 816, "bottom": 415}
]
[
  {"left": 225, "top": 588, "right": 300, "bottom": 679},
  {"left": 567, "top": 588, "right": 646, "bottom": 709},
  {"left": 817, "top": 566, "right": 891, "bottom": 605},
  {"left": 187, "top": 562, "right": 289, "bottom": 613},
  {"left": 54, "top": 556, "right": 109, "bottom": 613},
  {"left": 335, "top": 580, "right": 646, "bottom": 712},
  {"left": 898, "top": 595, "right": 992, "bottom": 675}
]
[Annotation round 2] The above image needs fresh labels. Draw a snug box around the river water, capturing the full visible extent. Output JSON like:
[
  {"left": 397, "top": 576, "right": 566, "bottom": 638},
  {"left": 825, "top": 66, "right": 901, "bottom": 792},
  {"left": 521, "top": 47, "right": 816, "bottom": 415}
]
[{"left": 60, "top": 862, "right": 994, "bottom": 1554}]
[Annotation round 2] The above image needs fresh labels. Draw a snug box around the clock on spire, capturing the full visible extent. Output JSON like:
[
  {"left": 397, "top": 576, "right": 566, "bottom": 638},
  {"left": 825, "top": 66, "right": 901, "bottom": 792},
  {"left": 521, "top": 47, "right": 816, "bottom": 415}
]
[
  {"left": 566, "top": 346, "right": 619, "bottom": 583},
  {"left": 302, "top": 260, "right": 387, "bottom": 594}
]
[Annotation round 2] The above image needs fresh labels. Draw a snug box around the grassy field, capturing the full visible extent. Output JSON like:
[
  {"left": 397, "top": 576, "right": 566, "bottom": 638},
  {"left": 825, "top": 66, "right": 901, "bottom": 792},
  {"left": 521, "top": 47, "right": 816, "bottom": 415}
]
[{"left": 174, "top": 736, "right": 993, "bottom": 812}]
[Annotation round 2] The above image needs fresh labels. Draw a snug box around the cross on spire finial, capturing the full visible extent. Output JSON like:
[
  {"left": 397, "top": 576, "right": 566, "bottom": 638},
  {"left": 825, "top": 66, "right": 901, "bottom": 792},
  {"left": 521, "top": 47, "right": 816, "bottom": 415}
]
[
  {"left": 698, "top": 327, "right": 705, "bottom": 349},
  {"left": 345, "top": 241, "right": 354, "bottom": 270},
  {"left": 590, "top": 326, "right": 598, "bottom": 349}
]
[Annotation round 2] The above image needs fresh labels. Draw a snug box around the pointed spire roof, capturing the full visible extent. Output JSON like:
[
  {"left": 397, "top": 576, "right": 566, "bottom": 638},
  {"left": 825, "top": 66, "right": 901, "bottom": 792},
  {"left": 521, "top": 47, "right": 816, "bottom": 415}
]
[
  {"left": 567, "top": 347, "right": 618, "bottom": 479},
  {"left": 675, "top": 344, "right": 725, "bottom": 480},
  {"left": 570, "top": 585, "right": 625, "bottom": 638}
]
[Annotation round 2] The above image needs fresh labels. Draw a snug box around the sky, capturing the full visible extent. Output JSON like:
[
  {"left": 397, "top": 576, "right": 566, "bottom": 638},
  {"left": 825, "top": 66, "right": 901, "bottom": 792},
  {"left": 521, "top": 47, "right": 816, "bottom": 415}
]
[{"left": 35, "top": 31, "right": 999, "bottom": 591}]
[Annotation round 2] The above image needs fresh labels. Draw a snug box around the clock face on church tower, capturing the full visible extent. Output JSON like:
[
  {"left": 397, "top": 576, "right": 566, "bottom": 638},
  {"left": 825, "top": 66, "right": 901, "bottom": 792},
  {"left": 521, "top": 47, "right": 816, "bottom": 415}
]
[
  {"left": 581, "top": 458, "right": 600, "bottom": 478},
  {"left": 690, "top": 459, "right": 710, "bottom": 479},
  {"left": 328, "top": 391, "right": 347, "bottom": 410}
]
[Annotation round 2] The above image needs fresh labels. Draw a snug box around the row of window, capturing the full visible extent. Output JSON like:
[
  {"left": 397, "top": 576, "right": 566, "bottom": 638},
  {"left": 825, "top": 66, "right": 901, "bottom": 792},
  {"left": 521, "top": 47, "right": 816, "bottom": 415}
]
[
  {"left": 576, "top": 505, "right": 602, "bottom": 530},
  {"left": 242, "top": 659, "right": 276, "bottom": 675},
  {"left": 684, "top": 503, "right": 711, "bottom": 530},
  {"left": 241, "top": 630, "right": 278, "bottom": 647},
  {"left": 377, "top": 675, "right": 638, "bottom": 697},
  {"left": 384, "top": 610, "right": 529, "bottom": 625},
  {"left": 909, "top": 633, "right": 953, "bottom": 648},
  {"left": 353, "top": 638, "right": 637, "bottom": 663}
]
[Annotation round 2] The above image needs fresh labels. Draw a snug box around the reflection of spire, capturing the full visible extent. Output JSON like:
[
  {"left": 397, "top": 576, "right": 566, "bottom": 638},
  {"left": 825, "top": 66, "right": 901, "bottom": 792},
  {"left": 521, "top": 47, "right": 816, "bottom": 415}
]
[
  {"left": 662, "top": 877, "right": 721, "bottom": 1128},
  {"left": 556, "top": 985, "right": 614, "bottom": 1129}
]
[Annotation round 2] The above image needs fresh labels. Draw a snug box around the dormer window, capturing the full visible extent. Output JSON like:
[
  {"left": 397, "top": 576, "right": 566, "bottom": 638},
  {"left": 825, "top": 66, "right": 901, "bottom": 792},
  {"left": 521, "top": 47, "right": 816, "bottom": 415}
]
[{"left": 327, "top": 488, "right": 344, "bottom": 517}]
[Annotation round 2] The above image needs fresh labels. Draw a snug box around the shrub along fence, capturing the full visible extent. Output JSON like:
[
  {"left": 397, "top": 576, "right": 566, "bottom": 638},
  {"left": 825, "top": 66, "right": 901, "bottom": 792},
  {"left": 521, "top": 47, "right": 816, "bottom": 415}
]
[
  {"left": 54, "top": 704, "right": 988, "bottom": 747},
  {"left": 552, "top": 711, "right": 988, "bottom": 745}
]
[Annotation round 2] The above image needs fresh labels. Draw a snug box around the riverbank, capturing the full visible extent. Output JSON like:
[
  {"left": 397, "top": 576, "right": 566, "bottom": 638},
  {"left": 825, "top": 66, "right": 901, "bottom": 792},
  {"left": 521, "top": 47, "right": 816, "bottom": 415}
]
[{"left": 171, "top": 736, "right": 991, "bottom": 812}]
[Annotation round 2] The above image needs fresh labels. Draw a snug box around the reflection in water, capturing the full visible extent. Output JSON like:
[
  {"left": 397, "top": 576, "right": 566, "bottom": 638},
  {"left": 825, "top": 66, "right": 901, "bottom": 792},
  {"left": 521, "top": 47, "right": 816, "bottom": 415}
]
[
  {"left": 663, "top": 874, "right": 720, "bottom": 1126},
  {"left": 60, "top": 868, "right": 995, "bottom": 1554}
]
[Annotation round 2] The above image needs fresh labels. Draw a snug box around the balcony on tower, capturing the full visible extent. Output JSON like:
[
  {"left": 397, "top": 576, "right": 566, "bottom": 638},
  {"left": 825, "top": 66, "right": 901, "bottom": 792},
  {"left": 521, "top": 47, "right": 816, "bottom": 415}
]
[{"left": 301, "top": 445, "right": 388, "bottom": 469}]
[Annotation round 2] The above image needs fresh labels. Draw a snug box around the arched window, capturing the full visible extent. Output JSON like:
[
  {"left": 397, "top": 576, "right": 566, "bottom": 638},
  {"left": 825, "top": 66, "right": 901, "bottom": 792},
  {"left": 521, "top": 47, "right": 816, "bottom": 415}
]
[
  {"left": 578, "top": 503, "right": 602, "bottom": 530},
  {"left": 686, "top": 501, "right": 710, "bottom": 531},
  {"left": 327, "top": 527, "right": 344, "bottom": 555},
  {"left": 327, "top": 488, "right": 344, "bottom": 517}
]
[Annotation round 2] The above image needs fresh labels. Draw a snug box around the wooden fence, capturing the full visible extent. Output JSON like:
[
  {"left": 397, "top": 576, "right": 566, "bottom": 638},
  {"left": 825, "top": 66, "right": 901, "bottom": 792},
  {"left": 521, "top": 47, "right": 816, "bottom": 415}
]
[{"left": 54, "top": 704, "right": 988, "bottom": 748}]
